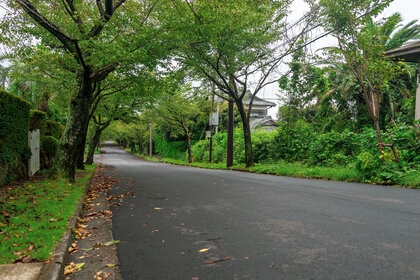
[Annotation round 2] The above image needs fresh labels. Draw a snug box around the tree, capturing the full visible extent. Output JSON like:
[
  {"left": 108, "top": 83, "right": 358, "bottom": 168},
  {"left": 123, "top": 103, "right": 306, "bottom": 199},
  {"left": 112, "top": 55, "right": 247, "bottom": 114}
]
[
  {"left": 85, "top": 70, "right": 161, "bottom": 164},
  {"left": 1, "top": 1, "right": 167, "bottom": 181},
  {"left": 320, "top": 0, "right": 402, "bottom": 160},
  {"left": 153, "top": 82, "right": 205, "bottom": 163},
  {"left": 168, "top": 0, "right": 317, "bottom": 167},
  {"left": 278, "top": 39, "right": 330, "bottom": 127}
]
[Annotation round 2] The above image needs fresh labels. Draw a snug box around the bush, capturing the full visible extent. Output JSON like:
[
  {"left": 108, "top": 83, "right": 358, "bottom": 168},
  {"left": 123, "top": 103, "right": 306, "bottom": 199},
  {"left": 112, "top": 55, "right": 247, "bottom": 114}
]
[
  {"left": 309, "top": 130, "right": 360, "bottom": 167},
  {"left": 252, "top": 130, "right": 277, "bottom": 163},
  {"left": 0, "top": 90, "right": 31, "bottom": 184},
  {"left": 29, "top": 110, "right": 46, "bottom": 132},
  {"left": 45, "top": 120, "right": 64, "bottom": 139},
  {"left": 154, "top": 134, "right": 187, "bottom": 160},
  {"left": 271, "top": 122, "right": 314, "bottom": 163},
  {"left": 41, "top": 136, "right": 59, "bottom": 169}
]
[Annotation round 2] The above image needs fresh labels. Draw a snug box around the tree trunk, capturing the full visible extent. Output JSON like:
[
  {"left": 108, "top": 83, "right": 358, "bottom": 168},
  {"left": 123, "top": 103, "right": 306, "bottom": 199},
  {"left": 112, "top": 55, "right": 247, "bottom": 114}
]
[
  {"left": 236, "top": 99, "right": 254, "bottom": 168},
  {"left": 85, "top": 121, "right": 110, "bottom": 164},
  {"left": 76, "top": 130, "right": 88, "bottom": 169},
  {"left": 186, "top": 134, "right": 192, "bottom": 163},
  {"left": 55, "top": 72, "right": 93, "bottom": 182}
]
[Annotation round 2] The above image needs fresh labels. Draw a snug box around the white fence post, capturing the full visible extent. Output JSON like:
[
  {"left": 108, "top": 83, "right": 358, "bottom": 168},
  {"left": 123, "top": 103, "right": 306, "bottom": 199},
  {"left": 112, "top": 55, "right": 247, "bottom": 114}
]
[{"left": 28, "top": 129, "right": 40, "bottom": 176}]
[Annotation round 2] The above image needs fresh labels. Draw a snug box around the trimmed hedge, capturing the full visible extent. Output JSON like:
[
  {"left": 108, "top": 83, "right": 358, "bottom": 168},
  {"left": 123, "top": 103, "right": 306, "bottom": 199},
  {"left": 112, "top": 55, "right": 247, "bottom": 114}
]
[
  {"left": 45, "top": 120, "right": 64, "bottom": 139},
  {"left": 29, "top": 110, "right": 46, "bottom": 132},
  {"left": 40, "top": 135, "right": 59, "bottom": 169},
  {"left": 0, "top": 90, "right": 31, "bottom": 184}
]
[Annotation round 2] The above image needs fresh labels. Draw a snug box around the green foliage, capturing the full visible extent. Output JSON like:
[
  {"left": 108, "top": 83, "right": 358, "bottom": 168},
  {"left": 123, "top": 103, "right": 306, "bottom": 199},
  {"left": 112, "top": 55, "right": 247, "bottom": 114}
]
[
  {"left": 271, "top": 122, "right": 314, "bottom": 163},
  {"left": 0, "top": 90, "right": 31, "bottom": 184},
  {"left": 154, "top": 134, "right": 187, "bottom": 161},
  {"left": 309, "top": 130, "right": 360, "bottom": 166},
  {"left": 111, "top": 120, "right": 150, "bottom": 155},
  {"left": 187, "top": 122, "right": 419, "bottom": 187},
  {"left": 251, "top": 130, "right": 277, "bottom": 163},
  {"left": 40, "top": 136, "right": 59, "bottom": 169},
  {"left": 45, "top": 120, "right": 64, "bottom": 140},
  {"left": 0, "top": 165, "right": 94, "bottom": 264},
  {"left": 29, "top": 110, "right": 46, "bottom": 132}
]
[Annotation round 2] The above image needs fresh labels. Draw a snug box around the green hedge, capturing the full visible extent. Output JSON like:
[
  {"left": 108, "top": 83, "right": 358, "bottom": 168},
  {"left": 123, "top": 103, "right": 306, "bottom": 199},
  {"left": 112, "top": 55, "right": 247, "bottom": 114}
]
[
  {"left": 45, "top": 120, "right": 64, "bottom": 139},
  {"left": 29, "top": 110, "right": 46, "bottom": 132},
  {"left": 0, "top": 90, "right": 31, "bottom": 184}
]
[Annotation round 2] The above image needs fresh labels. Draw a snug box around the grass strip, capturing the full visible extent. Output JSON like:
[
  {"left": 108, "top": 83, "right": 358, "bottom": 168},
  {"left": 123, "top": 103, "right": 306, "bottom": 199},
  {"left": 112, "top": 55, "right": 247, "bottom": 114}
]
[{"left": 0, "top": 165, "right": 95, "bottom": 264}]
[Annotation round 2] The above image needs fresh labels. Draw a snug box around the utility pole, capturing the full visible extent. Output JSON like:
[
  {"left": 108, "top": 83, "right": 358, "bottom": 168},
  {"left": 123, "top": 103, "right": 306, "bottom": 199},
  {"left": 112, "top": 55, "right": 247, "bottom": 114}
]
[
  {"left": 227, "top": 99, "right": 234, "bottom": 168},
  {"left": 209, "top": 92, "right": 215, "bottom": 163},
  {"left": 149, "top": 122, "right": 153, "bottom": 158}
]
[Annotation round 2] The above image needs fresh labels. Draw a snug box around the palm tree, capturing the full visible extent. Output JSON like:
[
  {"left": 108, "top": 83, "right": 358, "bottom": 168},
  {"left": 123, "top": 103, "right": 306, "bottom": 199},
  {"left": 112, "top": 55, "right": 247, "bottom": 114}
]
[{"left": 381, "top": 13, "right": 420, "bottom": 51}]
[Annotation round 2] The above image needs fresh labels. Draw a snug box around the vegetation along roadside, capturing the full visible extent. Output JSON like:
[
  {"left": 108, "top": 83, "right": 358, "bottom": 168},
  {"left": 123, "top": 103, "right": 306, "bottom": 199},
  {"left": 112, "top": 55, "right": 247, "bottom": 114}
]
[{"left": 0, "top": 165, "right": 95, "bottom": 264}]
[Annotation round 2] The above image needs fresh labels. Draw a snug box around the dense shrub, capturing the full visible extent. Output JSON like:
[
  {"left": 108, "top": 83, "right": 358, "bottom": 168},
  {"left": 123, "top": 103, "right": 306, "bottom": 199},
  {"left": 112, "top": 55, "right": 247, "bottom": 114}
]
[
  {"left": 156, "top": 118, "right": 419, "bottom": 186},
  {"left": 154, "top": 134, "right": 187, "bottom": 160},
  {"left": 252, "top": 130, "right": 277, "bottom": 163},
  {"left": 270, "top": 122, "right": 315, "bottom": 163},
  {"left": 309, "top": 130, "right": 361, "bottom": 167},
  {"left": 0, "top": 90, "right": 31, "bottom": 184},
  {"left": 45, "top": 120, "right": 64, "bottom": 139},
  {"left": 40, "top": 136, "right": 59, "bottom": 169},
  {"left": 29, "top": 110, "right": 46, "bottom": 132}
]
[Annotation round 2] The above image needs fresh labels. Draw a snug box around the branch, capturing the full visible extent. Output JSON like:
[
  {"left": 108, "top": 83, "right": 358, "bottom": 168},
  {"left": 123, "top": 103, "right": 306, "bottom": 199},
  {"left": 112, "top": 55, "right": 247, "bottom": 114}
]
[
  {"left": 90, "top": 62, "right": 118, "bottom": 82},
  {"left": 15, "top": 0, "right": 76, "bottom": 53},
  {"left": 88, "top": 0, "right": 126, "bottom": 38}
]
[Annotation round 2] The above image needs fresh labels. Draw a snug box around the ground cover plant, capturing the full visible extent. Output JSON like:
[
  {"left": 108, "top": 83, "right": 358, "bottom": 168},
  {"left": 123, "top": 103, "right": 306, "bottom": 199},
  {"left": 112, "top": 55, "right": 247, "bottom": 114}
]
[{"left": 0, "top": 165, "right": 95, "bottom": 264}]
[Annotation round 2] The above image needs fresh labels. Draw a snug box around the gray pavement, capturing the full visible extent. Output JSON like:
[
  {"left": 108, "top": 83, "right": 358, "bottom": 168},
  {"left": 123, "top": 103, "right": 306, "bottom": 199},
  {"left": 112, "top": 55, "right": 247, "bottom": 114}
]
[
  {"left": 1, "top": 142, "right": 419, "bottom": 279},
  {"left": 100, "top": 143, "right": 420, "bottom": 280}
]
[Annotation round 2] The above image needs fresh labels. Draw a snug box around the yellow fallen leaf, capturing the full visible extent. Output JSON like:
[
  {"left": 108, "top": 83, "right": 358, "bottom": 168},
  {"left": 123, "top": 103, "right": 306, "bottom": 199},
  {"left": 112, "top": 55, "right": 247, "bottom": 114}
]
[
  {"left": 154, "top": 207, "right": 164, "bottom": 211},
  {"left": 64, "top": 262, "right": 85, "bottom": 275},
  {"left": 198, "top": 248, "right": 210, "bottom": 253}
]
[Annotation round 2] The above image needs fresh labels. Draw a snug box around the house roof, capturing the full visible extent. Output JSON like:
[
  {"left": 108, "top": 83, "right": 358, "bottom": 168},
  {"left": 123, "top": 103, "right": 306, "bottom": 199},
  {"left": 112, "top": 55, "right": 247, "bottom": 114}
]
[
  {"left": 384, "top": 40, "right": 420, "bottom": 63},
  {"left": 250, "top": 116, "right": 278, "bottom": 129},
  {"left": 244, "top": 94, "right": 276, "bottom": 108}
]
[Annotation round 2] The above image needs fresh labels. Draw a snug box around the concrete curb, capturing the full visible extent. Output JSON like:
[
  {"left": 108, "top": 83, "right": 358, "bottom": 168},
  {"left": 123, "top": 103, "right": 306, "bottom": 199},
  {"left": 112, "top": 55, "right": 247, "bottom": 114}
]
[{"left": 37, "top": 176, "right": 90, "bottom": 280}]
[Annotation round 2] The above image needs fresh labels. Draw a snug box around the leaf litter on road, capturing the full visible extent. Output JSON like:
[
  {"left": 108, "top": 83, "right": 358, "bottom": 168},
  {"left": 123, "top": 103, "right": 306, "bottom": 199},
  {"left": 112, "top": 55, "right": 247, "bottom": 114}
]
[{"left": 65, "top": 163, "right": 120, "bottom": 279}]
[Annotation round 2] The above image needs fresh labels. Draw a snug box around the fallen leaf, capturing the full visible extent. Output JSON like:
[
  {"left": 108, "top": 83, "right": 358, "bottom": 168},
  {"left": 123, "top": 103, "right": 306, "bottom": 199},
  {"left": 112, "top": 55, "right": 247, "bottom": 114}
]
[
  {"left": 154, "top": 207, "right": 164, "bottom": 211},
  {"left": 198, "top": 248, "right": 210, "bottom": 253},
  {"left": 64, "top": 262, "right": 85, "bottom": 275},
  {"left": 204, "top": 256, "right": 233, "bottom": 265},
  {"left": 68, "top": 242, "right": 78, "bottom": 253}
]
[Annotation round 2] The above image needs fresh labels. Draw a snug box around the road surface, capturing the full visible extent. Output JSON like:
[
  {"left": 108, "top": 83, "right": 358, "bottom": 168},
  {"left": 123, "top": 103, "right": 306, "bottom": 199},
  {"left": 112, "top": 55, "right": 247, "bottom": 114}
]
[{"left": 97, "top": 142, "right": 420, "bottom": 280}]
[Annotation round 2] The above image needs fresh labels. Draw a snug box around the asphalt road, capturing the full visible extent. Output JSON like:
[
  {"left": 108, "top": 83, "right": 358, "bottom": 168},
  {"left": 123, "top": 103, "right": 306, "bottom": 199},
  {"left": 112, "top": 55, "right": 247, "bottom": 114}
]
[{"left": 98, "top": 142, "right": 420, "bottom": 280}]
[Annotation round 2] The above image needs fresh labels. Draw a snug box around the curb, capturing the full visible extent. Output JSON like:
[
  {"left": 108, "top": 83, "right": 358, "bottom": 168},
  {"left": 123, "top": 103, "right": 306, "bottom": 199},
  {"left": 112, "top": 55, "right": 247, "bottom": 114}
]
[{"left": 37, "top": 176, "right": 90, "bottom": 280}]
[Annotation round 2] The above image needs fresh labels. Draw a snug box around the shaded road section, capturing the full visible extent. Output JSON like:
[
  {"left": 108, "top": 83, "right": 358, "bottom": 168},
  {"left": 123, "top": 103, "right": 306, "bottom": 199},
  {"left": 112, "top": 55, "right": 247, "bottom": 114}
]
[{"left": 97, "top": 142, "right": 420, "bottom": 280}]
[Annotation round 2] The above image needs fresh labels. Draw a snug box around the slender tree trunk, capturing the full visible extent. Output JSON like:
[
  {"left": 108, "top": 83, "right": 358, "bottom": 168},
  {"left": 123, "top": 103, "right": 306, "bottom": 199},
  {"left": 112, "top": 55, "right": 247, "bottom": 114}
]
[
  {"left": 55, "top": 72, "right": 93, "bottom": 182},
  {"left": 181, "top": 120, "right": 193, "bottom": 163},
  {"left": 186, "top": 134, "right": 192, "bottom": 163},
  {"left": 85, "top": 121, "right": 110, "bottom": 164},
  {"left": 236, "top": 99, "right": 254, "bottom": 168}
]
